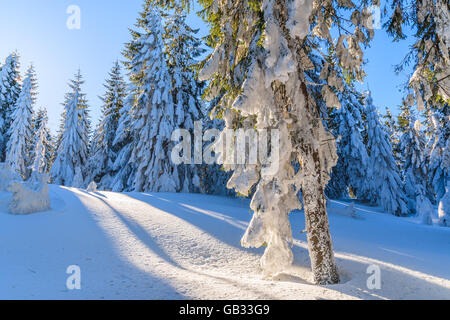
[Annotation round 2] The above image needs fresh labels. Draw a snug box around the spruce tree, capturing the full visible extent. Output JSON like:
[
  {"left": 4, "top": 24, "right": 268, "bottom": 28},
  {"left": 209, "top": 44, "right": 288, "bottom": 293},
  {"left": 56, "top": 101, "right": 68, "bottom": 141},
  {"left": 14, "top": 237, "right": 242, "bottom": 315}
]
[
  {"left": 110, "top": 88, "right": 135, "bottom": 192},
  {"left": 399, "top": 116, "right": 428, "bottom": 213},
  {"left": 51, "top": 70, "right": 91, "bottom": 187},
  {"left": 383, "top": 107, "right": 401, "bottom": 165},
  {"left": 30, "top": 108, "right": 53, "bottom": 174},
  {"left": 327, "top": 100, "right": 369, "bottom": 200},
  {"left": 88, "top": 61, "right": 126, "bottom": 189},
  {"left": 194, "top": 0, "right": 375, "bottom": 284},
  {"left": 0, "top": 53, "right": 21, "bottom": 162},
  {"left": 164, "top": 9, "right": 205, "bottom": 192},
  {"left": 426, "top": 112, "right": 449, "bottom": 202},
  {"left": 5, "top": 66, "right": 36, "bottom": 179},
  {"left": 122, "top": 4, "right": 186, "bottom": 192},
  {"left": 364, "top": 93, "right": 409, "bottom": 216},
  {"left": 30, "top": 109, "right": 52, "bottom": 176}
]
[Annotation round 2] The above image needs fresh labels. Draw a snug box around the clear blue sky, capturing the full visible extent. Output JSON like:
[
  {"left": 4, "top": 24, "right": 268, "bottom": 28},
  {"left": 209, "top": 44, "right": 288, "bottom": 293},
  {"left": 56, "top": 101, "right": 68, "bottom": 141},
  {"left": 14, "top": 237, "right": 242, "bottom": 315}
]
[{"left": 0, "top": 1, "right": 413, "bottom": 134}]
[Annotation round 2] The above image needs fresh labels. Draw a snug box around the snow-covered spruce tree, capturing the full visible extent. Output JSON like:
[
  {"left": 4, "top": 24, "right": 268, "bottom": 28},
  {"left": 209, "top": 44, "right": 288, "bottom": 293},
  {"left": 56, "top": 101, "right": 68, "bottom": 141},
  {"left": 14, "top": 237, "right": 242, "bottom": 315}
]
[
  {"left": 196, "top": 0, "right": 374, "bottom": 284},
  {"left": 51, "top": 70, "right": 91, "bottom": 187},
  {"left": 88, "top": 61, "right": 126, "bottom": 189},
  {"left": 364, "top": 93, "right": 409, "bottom": 216},
  {"left": 198, "top": 115, "right": 235, "bottom": 196},
  {"left": 399, "top": 113, "right": 428, "bottom": 213},
  {"left": 109, "top": 86, "right": 135, "bottom": 192},
  {"left": 5, "top": 66, "right": 36, "bottom": 179},
  {"left": 164, "top": 9, "right": 206, "bottom": 193},
  {"left": 30, "top": 110, "right": 52, "bottom": 176},
  {"left": 29, "top": 108, "right": 53, "bottom": 174},
  {"left": 383, "top": 107, "right": 401, "bottom": 165},
  {"left": 0, "top": 53, "right": 21, "bottom": 162},
  {"left": 122, "top": 4, "right": 179, "bottom": 192},
  {"left": 327, "top": 100, "right": 369, "bottom": 200},
  {"left": 324, "top": 66, "right": 368, "bottom": 200},
  {"left": 426, "top": 112, "right": 449, "bottom": 202}
]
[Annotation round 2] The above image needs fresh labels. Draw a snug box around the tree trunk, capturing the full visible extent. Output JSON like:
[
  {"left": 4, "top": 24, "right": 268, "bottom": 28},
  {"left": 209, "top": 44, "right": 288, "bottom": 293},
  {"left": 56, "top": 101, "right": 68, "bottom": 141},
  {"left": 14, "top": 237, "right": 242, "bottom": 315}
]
[
  {"left": 302, "top": 164, "right": 340, "bottom": 285},
  {"left": 272, "top": 0, "right": 340, "bottom": 284}
]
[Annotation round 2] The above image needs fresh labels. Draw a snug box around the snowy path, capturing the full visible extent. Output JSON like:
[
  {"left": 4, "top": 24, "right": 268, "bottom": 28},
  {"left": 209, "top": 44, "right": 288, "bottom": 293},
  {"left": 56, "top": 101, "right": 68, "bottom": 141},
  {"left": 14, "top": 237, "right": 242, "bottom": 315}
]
[{"left": 0, "top": 186, "right": 449, "bottom": 300}]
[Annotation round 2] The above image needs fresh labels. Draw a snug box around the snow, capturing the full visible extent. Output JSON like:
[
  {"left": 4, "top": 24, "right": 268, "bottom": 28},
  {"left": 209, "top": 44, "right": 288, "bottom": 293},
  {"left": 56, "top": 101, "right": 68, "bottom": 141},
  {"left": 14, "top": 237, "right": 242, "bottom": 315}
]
[
  {"left": 86, "top": 181, "right": 97, "bottom": 193},
  {"left": 0, "top": 163, "right": 21, "bottom": 192},
  {"left": 0, "top": 185, "right": 448, "bottom": 300},
  {"left": 8, "top": 178, "right": 50, "bottom": 215}
]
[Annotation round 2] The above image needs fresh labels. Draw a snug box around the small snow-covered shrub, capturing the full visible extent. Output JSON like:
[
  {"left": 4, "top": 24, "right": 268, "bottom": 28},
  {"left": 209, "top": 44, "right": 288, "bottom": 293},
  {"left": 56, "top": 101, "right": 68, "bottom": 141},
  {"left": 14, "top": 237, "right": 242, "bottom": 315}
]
[
  {"left": 416, "top": 194, "right": 433, "bottom": 225},
  {"left": 86, "top": 181, "right": 97, "bottom": 192},
  {"left": 8, "top": 174, "right": 50, "bottom": 215},
  {"left": 345, "top": 202, "right": 358, "bottom": 219},
  {"left": 0, "top": 163, "right": 21, "bottom": 191},
  {"left": 72, "top": 167, "right": 85, "bottom": 189},
  {"left": 332, "top": 202, "right": 359, "bottom": 219},
  {"left": 439, "top": 182, "right": 449, "bottom": 227}
]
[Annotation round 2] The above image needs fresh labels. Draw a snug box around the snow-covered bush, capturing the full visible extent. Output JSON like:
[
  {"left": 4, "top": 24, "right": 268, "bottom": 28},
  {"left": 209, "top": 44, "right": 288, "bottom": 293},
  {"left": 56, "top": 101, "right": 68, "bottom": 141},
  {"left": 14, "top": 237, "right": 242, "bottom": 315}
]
[
  {"left": 72, "top": 167, "right": 85, "bottom": 189},
  {"left": 0, "top": 162, "right": 21, "bottom": 191},
  {"left": 8, "top": 174, "right": 50, "bottom": 215},
  {"left": 86, "top": 181, "right": 97, "bottom": 193},
  {"left": 438, "top": 182, "right": 449, "bottom": 227},
  {"left": 416, "top": 194, "right": 433, "bottom": 225},
  {"left": 345, "top": 203, "right": 358, "bottom": 219}
]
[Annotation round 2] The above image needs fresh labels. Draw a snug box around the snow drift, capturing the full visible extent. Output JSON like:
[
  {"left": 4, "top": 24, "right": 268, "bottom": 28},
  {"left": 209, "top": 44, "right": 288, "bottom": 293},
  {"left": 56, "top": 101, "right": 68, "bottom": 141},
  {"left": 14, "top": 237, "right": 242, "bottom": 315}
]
[{"left": 8, "top": 174, "right": 51, "bottom": 215}]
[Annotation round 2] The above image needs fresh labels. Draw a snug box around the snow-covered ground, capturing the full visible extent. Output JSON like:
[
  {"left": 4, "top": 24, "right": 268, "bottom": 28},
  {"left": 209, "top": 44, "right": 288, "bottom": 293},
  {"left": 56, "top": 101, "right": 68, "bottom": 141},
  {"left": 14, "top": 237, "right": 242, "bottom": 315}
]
[{"left": 0, "top": 185, "right": 449, "bottom": 300}]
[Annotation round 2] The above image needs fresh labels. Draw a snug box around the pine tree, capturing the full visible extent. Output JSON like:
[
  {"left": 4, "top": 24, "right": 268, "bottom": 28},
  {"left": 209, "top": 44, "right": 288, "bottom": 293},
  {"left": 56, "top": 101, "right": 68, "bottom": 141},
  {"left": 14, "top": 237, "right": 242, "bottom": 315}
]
[
  {"left": 5, "top": 66, "right": 36, "bottom": 179},
  {"left": 0, "top": 53, "right": 21, "bottom": 162},
  {"left": 364, "top": 93, "right": 409, "bottom": 216},
  {"left": 164, "top": 9, "right": 206, "bottom": 193},
  {"left": 383, "top": 107, "right": 401, "bottom": 164},
  {"left": 110, "top": 87, "right": 135, "bottom": 192},
  {"left": 194, "top": 0, "right": 375, "bottom": 284},
  {"left": 31, "top": 110, "right": 52, "bottom": 176},
  {"left": 426, "top": 112, "right": 449, "bottom": 202},
  {"left": 325, "top": 68, "right": 368, "bottom": 200},
  {"left": 30, "top": 108, "right": 53, "bottom": 174},
  {"left": 327, "top": 100, "right": 369, "bottom": 200},
  {"left": 51, "top": 70, "right": 91, "bottom": 187},
  {"left": 399, "top": 116, "right": 428, "bottom": 213},
  {"left": 198, "top": 116, "right": 234, "bottom": 196},
  {"left": 88, "top": 61, "right": 126, "bottom": 189},
  {"left": 121, "top": 4, "right": 184, "bottom": 192}
]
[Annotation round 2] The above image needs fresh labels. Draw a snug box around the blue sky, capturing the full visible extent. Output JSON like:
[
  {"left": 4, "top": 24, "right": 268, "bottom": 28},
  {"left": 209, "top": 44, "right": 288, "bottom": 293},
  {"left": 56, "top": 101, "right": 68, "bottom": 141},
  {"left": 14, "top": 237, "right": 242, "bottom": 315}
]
[{"left": 0, "top": 1, "right": 413, "bottom": 133}]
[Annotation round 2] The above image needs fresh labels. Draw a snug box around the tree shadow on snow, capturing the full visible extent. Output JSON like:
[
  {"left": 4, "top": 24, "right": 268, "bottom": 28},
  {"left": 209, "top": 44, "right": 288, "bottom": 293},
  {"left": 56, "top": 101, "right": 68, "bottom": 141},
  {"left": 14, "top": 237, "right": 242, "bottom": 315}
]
[
  {"left": 44, "top": 187, "right": 185, "bottom": 300},
  {"left": 82, "top": 191, "right": 280, "bottom": 299},
  {"left": 70, "top": 190, "right": 450, "bottom": 300}
]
